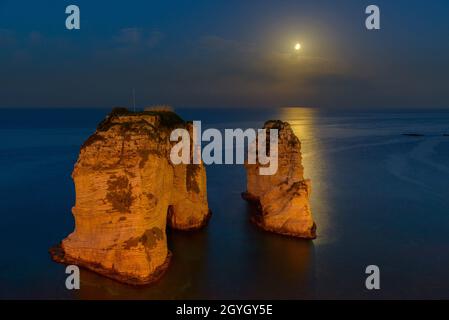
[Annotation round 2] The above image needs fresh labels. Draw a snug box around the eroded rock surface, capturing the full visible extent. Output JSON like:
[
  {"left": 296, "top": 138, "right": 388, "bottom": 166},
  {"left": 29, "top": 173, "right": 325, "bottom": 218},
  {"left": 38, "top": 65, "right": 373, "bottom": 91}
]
[
  {"left": 50, "top": 108, "right": 210, "bottom": 285},
  {"left": 242, "top": 120, "right": 316, "bottom": 239}
]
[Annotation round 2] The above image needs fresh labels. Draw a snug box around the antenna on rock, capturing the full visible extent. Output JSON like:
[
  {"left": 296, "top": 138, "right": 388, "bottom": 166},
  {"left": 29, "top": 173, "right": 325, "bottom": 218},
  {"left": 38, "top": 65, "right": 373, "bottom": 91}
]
[{"left": 132, "top": 88, "right": 136, "bottom": 112}]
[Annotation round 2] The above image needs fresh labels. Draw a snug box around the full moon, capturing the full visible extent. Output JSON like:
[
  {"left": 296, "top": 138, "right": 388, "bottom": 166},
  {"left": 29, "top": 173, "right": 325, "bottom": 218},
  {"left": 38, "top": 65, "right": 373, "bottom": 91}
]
[{"left": 294, "top": 43, "right": 301, "bottom": 50}]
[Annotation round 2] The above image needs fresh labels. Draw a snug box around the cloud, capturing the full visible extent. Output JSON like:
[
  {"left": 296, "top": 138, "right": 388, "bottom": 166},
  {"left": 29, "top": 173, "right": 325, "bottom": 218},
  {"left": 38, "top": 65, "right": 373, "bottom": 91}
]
[
  {"left": 1, "top": 30, "right": 447, "bottom": 109},
  {"left": 0, "top": 29, "right": 16, "bottom": 47},
  {"left": 114, "top": 28, "right": 141, "bottom": 45},
  {"left": 0, "top": 29, "right": 46, "bottom": 48},
  {"left": 199, "top": 35, "right": 250, "bottom": 52},
  {"left": 27, "top": 31, "right": 43, "bottom": 45},
  {"left": 113, "top": 28, "right": 164, "bottom": 48},
  {"left": 146, "top": 31, "right": 164, "bottom": 48},
  {"left": 305, "top": 73, "right": 374, "bottom": 90}
]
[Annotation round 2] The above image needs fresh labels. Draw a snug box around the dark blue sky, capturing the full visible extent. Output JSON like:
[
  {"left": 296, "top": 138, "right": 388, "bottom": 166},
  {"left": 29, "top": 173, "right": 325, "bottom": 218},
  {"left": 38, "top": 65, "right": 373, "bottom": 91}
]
[{"left": 0, "top": 0, "right": 448, "bottom": 108}]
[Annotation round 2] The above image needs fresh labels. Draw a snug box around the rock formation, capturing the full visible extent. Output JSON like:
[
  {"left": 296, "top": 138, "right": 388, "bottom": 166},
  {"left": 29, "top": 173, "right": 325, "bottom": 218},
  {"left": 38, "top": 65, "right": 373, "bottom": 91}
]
[
  {"left": 242, "top": 120, "right": 316, "bottom": 239},
  {"left": 50, "top": 108, "right": 210, "bottom": 285}
]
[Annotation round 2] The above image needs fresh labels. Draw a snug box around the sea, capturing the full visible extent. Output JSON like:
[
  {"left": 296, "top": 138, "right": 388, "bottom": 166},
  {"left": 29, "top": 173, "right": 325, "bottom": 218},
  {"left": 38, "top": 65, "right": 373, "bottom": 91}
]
[{"left": 0, "top": 107, "right": 448, "bottom": 299}]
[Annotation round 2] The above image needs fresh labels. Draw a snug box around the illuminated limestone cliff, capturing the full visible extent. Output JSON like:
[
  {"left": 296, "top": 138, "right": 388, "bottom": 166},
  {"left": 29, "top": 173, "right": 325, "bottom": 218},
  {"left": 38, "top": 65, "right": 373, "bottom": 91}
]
[
  {"left": 242, "top": 120, "right": 316, "bottom": 239},
  {"left": 50, "top": 108, "right": 210, "bottom": 285}
]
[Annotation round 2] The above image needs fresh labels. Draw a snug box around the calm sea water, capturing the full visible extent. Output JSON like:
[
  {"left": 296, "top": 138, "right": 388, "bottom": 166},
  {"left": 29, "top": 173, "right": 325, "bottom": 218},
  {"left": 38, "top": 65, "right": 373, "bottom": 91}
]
[{"left": 0, "top": 107, "right": 449, "bottom": 299}]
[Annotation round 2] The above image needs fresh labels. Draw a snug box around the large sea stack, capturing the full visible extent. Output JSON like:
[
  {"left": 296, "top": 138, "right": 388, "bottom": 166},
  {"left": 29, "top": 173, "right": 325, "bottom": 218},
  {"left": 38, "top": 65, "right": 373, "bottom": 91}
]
[
  {"left": 242, "top": 120, "right": 316, "bottom": 239},
  {"left": 50, "top": 108, "right": 210, "bottom": 285}
]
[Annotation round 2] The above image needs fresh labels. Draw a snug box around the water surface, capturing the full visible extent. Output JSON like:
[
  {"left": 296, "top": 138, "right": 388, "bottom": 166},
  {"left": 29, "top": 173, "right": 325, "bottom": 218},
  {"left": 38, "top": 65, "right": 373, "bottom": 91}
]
[{"left": 0, "top": 107, "right": 448, "bottom": 299}]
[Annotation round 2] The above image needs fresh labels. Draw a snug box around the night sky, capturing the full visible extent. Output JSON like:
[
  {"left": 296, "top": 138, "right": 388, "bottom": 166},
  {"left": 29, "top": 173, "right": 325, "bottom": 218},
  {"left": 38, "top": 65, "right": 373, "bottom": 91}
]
[{"left": 0, "top": 0, "right": 448, "bottom": 108}]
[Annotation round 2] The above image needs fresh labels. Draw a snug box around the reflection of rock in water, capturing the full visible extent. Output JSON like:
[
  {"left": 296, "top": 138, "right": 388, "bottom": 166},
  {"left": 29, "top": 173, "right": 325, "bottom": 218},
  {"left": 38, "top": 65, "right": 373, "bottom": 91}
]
[
  {"left": 74, "top": 228, "right": 210, "bottom": 299},
  {"left": 240, "top": 203, "right": 316, "bottom": 299}
]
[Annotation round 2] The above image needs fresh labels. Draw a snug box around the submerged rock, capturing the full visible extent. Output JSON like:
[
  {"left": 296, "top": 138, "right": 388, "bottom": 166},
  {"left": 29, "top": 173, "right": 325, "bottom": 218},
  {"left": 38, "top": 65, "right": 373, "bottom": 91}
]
[
  {"left": 242, "top": 120, "right": 316, "bottom": 239},
  {"left": 50, "top": 108, "right": 210, "bottom": 285},
  {"left": 402, "top": 133, "right": 425, "bottom": 137}
]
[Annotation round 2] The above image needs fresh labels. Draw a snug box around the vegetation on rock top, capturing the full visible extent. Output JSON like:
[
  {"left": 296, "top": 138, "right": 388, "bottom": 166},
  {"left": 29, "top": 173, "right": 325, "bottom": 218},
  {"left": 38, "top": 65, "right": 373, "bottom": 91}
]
[{"left": 97, "top": 107, "right": 186, "bottom": 132}]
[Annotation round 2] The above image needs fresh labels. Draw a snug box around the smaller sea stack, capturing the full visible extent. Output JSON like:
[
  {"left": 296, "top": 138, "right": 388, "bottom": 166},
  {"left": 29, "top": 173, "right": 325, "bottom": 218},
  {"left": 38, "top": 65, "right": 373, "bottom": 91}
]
[{"left": 242, "top": 120, "right": 316, "bottom": 239}]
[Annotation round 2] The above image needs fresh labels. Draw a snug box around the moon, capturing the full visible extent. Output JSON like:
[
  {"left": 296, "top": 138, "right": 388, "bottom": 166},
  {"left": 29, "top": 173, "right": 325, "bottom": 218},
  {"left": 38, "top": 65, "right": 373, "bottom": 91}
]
[{"left": 294, "top": 43, "right": 301, "bottom": 50}]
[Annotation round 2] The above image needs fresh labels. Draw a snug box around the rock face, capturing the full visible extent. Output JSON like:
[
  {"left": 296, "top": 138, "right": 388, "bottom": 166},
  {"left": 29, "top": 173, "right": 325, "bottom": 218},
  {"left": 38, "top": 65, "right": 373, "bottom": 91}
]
[
  {"left": 242, "top": 120, "right": 316, "bottom": 239},
  {"left": 50, "top": 108, "right": 210, "bottom": 285}
]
